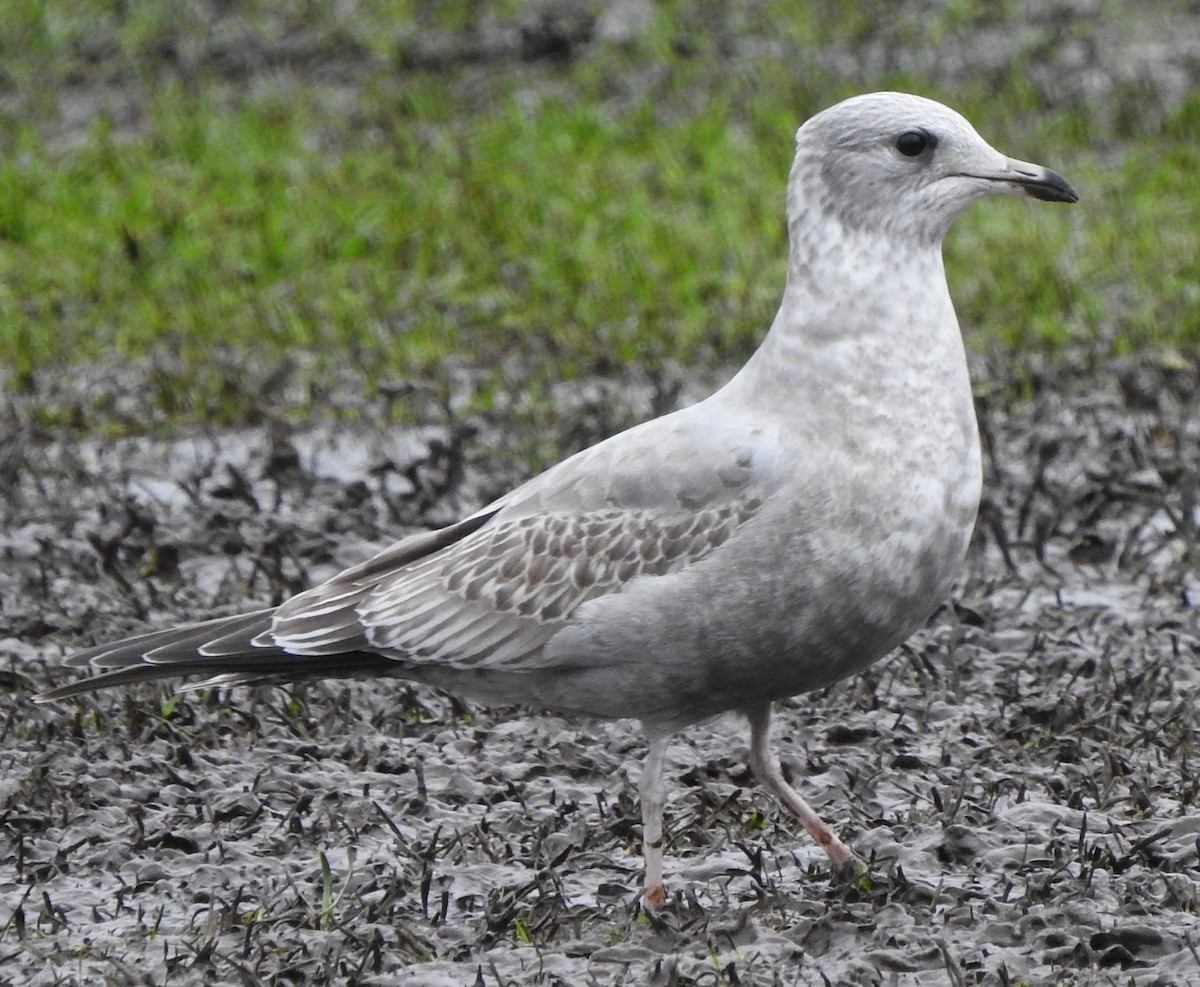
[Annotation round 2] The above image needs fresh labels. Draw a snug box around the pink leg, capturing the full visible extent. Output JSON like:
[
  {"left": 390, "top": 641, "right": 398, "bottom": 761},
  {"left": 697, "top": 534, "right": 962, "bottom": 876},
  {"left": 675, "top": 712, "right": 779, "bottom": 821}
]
[
  {"left": 746, "top": 703, "right": 861, "bottom": 869},
  {"left": 639, "top": 736, "right": 669, "bottom": 909}
]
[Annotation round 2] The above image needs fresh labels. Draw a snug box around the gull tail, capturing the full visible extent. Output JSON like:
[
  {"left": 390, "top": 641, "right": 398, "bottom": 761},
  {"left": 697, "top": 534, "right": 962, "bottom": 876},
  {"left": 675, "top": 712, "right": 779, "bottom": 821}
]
[
  {"left": 32, "top": 607, "right": 403, "bottom": 706},
  {"left": 33, "top": 608, "right": 399, "bottom": 703}
]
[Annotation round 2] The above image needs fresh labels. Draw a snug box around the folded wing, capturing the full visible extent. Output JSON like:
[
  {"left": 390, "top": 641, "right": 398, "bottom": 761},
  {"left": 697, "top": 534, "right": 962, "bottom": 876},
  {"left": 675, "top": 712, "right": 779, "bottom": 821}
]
[{"left": 37, "top": 407, "right": 775, "bottom": 700}]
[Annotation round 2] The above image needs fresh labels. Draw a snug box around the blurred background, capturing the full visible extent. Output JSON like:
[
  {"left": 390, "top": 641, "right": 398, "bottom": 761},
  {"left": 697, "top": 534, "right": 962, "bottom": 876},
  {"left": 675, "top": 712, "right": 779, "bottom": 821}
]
[{"left": 1, "top": 0, "right": 1197, "bottom": 434}]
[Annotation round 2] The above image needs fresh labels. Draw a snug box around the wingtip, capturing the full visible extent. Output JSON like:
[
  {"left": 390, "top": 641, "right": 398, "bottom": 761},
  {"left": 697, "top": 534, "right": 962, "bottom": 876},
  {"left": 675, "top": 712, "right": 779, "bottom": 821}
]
[{"left": 32, "top": 683, "right": 88, "bottom": 704}]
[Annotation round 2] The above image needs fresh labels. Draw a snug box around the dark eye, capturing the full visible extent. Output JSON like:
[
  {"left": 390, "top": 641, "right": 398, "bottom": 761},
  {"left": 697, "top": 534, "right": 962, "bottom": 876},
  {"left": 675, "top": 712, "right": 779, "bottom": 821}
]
[{"left": 895, "top": 130, "right": 935, "bottom": 157}]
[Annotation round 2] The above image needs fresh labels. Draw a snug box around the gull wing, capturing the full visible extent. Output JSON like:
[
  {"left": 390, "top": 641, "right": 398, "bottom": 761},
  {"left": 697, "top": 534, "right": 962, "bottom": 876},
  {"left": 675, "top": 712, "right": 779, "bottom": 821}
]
[
  {"left": 39, "top": 405, "right": 777, "bottom": 698},
  {"left": 264, "top": 407, "right": 776, "bottom": 672}
]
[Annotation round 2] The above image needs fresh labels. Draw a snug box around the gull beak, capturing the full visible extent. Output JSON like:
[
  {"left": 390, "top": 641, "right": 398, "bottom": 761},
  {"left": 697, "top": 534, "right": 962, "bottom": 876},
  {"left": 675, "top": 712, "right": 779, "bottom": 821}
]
[{"left": 983, "top": 157, "right": 1079, "bottom": 203}]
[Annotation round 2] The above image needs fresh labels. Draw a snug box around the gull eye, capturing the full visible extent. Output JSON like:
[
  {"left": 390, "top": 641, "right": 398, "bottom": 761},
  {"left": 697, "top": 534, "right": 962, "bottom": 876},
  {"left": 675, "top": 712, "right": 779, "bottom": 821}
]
[{"left": 895, "top": 130, "right": 935, "bottom": 157}]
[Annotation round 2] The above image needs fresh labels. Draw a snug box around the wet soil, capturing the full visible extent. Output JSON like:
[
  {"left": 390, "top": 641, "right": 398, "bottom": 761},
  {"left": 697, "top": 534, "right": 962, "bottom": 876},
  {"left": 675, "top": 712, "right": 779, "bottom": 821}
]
[{"left": 2, "top": 350, "right": 1199, "bottom": 987}]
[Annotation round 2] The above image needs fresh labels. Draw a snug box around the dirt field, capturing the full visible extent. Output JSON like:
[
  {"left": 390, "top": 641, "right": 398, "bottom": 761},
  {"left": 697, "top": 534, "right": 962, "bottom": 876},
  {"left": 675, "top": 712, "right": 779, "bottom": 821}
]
[{"left": 3, "top": 350, "right": 1198, "bottom": 986}]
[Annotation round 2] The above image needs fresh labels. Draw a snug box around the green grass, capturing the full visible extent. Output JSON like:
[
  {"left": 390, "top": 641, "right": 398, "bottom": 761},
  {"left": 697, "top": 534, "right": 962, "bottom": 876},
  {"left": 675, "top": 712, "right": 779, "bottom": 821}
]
[{"left": 1, "top": 1, "right": 1197, "bottom": 430}]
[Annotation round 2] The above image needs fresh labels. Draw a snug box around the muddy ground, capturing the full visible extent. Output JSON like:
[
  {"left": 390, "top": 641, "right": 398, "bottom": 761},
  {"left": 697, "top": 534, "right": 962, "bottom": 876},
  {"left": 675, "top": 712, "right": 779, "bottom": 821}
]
[
  {"left": 5, "top": 2, "right": 1200, "bottom": 985},
  {"left": 2, "top": 350, "right": 1199, "bottom": 987}
]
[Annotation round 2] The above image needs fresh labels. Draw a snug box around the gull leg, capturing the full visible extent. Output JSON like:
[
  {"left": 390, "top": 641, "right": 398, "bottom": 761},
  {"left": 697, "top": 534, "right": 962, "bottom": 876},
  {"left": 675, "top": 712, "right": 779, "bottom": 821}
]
[
  {"left": 639, "top": 735, "right": 669, "bottom": 909},
  {"left": 745, "top": 703, "right": 860, "bottom": 869}
]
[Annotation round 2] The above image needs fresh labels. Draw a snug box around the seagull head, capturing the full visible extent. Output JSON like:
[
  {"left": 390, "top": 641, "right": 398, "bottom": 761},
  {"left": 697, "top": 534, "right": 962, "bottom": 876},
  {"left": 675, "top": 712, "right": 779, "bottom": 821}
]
[{"left": 788, "top": 91, "right": 1078, "bottom": 248}]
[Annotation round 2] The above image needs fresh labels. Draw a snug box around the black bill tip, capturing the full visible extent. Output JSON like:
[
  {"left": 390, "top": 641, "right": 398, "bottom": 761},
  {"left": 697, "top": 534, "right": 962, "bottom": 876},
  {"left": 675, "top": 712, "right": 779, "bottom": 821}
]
[{"left": 1016, "top": 167, "right": 1079, "bottom": 204}]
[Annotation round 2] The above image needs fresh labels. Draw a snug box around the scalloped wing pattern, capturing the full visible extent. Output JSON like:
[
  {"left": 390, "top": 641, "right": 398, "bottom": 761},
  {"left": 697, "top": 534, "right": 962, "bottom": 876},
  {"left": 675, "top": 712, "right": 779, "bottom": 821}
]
[{"left": 268, "top": 497, "right": 762, "bottom": 671}]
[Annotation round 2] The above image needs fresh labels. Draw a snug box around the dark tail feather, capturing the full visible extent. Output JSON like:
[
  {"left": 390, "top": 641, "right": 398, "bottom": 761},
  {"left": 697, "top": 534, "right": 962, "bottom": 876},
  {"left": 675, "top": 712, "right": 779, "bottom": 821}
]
[
  {"left": 37, "top": 608, "right": 289, "bottom": 704},
  {"left": 35, "top": 663, "right": 217, "bottom": 702},
  {"left": 34, "top": 650, "right": 403, "bottom": 703}
]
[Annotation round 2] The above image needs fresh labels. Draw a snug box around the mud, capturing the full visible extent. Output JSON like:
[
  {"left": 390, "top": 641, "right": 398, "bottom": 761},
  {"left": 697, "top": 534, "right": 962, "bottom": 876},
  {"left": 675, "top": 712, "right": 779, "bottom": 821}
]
[{"left": 2, "top": 350, "right": 1199, "bottom": 986}]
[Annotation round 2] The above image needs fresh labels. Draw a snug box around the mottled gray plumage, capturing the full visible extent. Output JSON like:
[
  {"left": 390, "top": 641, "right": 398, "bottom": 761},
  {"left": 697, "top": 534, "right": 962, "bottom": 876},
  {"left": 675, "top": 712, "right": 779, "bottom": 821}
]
[{"left": 36, "top": 92, "right": 1078, "bottom": 907}]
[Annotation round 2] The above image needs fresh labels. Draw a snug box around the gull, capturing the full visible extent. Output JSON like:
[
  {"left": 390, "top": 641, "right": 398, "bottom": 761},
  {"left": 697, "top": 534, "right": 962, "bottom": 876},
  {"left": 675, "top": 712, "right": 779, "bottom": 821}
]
[{"left": 35, "top": 92, "right": 1078, "bottom": 909}]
